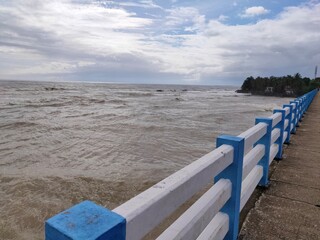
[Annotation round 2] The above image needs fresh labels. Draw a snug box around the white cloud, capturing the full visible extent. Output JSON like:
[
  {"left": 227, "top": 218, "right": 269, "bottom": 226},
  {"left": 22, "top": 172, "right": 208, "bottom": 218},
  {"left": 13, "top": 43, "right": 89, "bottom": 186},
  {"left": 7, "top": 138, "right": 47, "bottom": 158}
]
[
  {"left": 0, "top": 0, "right": 152, "bottom": 54},
  {"left": 116, "top": 1, "right": 163, "bottom": 9},
  {"left": 0, "top": 1, "right": 319, "bottom": 84},
  {"left": 241, "top": 6, "right": 270, "bottom": 18},
  {"left": 217, "top": 14, "right": 229, "bottom": 22},
  {"left": 165, "top": 7, "right": 204, "bottom": 27}
]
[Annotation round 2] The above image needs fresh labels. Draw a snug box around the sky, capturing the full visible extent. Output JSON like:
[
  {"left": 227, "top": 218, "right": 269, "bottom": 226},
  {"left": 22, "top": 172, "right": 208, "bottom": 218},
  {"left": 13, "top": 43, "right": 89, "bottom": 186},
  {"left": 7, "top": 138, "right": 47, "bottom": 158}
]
[{"left": 0, "top": 0, "right": 319, "bottom": 85}]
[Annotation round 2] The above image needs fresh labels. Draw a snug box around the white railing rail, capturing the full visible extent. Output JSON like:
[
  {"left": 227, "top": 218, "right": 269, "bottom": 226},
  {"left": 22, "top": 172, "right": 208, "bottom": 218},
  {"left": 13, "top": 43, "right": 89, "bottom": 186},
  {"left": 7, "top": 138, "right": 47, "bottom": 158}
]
[
  {"left": 113, "top": 144, "right": 234, "bottom": 240},
  {"left": 45, "top": 89, "right": 318, "bottom": 240}
]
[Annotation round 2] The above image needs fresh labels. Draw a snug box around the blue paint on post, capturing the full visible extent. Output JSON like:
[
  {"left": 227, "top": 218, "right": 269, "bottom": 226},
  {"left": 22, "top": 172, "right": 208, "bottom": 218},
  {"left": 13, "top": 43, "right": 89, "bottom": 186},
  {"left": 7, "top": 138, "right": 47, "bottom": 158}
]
[
  {"left": 45, "top": 200, "right": 126, "bottom": 240},
  {"left": 302, "top": 96, "right": 306, "bottom": 114},
  {"left": 300, "top": 98, "right": 304, "bottom": 118},
  {"left": 214, "top": 135, "right": 244, "bottom": 240},
  {"left": 255, "top": 118, "right": 272, "bottom": 186},
  {"left": 283, "top": 104, "right": 293, "bottom": 143},
  {"left": 297, "top": 99, "right": 303, "bottom": 122},
  {"left": 294, "top": 100, "right": 301, "bottom": 124},
  {"left": 290, "top": 101, "right": 297, "bottom": 133},
  {"left": 273, "top": 109, "right": 285, "bottom": 159},
  {"left": 308, "top": 90, "right": 317, "bottom": 107}
]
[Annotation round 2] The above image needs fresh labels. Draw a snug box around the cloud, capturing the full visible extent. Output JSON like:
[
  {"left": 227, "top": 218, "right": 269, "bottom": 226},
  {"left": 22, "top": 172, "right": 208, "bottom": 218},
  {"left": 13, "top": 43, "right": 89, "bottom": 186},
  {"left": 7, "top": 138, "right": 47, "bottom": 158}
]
[
  {"left": 165, "top": 7, "right": 205, "bottom": 32},
  {"left": 114, "top": 0, "right": 163, "bottom": 9},
  {"left": 241, "top": 6, "right": 270, "bottom": 18},
  {"left": 0, "top": 1, "right": 319, "bottom": 84},
  {"left": 217, "top": 15, "right": 229, "bottom": 22}
]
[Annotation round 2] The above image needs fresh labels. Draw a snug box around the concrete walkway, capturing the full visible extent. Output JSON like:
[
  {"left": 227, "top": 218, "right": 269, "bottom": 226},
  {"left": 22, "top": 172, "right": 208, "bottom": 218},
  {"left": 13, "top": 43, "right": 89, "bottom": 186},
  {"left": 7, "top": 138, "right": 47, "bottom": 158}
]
[{"left": 240, "top": 93, "right": 320, "bottom": 240}]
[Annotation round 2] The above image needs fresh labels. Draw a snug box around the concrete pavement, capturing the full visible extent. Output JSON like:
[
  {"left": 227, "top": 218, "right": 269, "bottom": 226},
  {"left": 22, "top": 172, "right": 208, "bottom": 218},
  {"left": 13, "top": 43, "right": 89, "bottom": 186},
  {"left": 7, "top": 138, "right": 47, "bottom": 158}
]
[{"left": 240, "top": 93, "right": 320, "bottom": 240}]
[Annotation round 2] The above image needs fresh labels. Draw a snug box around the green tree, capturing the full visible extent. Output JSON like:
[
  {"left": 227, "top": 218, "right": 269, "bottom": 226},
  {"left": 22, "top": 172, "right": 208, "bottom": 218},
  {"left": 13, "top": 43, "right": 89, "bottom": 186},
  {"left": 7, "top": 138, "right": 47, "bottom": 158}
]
[{"left": 240, "top": 73, "right": 315, "bottom": 97}]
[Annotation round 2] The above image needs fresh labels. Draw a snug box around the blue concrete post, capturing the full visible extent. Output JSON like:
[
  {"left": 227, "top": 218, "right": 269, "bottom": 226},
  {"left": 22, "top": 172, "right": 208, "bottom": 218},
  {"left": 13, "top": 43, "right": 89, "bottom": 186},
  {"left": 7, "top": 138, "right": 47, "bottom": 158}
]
[
  {"left": 312, "top": 90, "right": 316, "bottom": 101},
  {"left": 290, "top": 101, "right": 298, "bottom": 133},
  {"left": 297, "top": 98, "right": 303, "bottom": 121},
  {"left": 307, "top": 94, "right": 311, "bottom": 108},
  {"left": 273, "top": 109, "right": 285, "bottom": 159},
  {"left": 255, "top": 118, "right": 272, "bottom": 186},
  {"left": 302, "top": 96, "right": 307, "bottom": 114},
  {"left": 311, "top": 90, "right": 317, "bottom": 106},
  {"left": 309, "top": 90, "right": 317, "bottom": 107},
  {"left": 296, "top": 99, "right": 301, "bottom": 123},
  {"left": 283, "top": 104, "right": 293, "bottom": 143},
  {"left": 293, "top": 100, "right": 299, "bottom": 124},
  {"left": 308, "top": 90, "right": 316, "bottom": 107},
  {"left": 214, "top": 135, "right": 244, "bottom": 240},
  {"left": 45, "top": 200, "right": 126, "bottom": 240},
  {"left": 298, "top": 97, "right": 303, "bottom": 116},
  {"left": 307, "top": 93, "right": 312, "bottom": 108}
]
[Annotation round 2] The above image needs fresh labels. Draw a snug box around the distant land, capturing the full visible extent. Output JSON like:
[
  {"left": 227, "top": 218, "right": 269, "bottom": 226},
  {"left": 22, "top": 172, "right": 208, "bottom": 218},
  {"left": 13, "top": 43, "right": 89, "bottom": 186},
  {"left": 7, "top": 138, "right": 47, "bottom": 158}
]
[{"left": 237, "top": 73, "right": 320, "bottom": 97}]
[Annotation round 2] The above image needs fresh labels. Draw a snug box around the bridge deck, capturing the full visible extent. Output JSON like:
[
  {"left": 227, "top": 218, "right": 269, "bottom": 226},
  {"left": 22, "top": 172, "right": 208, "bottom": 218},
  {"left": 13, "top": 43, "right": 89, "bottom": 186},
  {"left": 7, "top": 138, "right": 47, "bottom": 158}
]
[{"left": 240, "top": 93, "right": 320, "bottom": 239}]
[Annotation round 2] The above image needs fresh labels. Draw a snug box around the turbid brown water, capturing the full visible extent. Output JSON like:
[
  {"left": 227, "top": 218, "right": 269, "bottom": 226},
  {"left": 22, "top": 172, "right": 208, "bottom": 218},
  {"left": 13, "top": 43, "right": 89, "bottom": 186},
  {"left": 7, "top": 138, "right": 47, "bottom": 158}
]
[{"left": 0, "top": 80, "right": 291, "bottom": 239}]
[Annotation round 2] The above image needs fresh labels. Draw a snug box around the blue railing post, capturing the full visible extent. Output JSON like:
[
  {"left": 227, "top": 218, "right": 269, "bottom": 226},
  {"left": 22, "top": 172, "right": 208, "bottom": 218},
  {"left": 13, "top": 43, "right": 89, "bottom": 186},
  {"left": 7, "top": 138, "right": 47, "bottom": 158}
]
[
  {"left": 311, "top": 90, "right": 317, "bottom": 106},
  {"left": 308, "top": 92, "right": 313, "bottom": 108},
  {"left": 45, "top": 200, "right": 126, "bottom": 240},
  {"left": 255, "top": 118, "right": 272, "bottom": 186},
  {"left": 300, "top": 97, "right": 303, "bottom": 114},
  {"left": 293, "top": 100, "right": 299, "bottom": 124},
  {"left": 290, "top": 101, "right": 298, "bottom": 133},
  {"left": 214, "top": 135, "right": 244, "bottom": 240},
  {"left": 297, "top": 98, "right": 303, "bottom": 121},
  {"left": 295, "top": 99, "right": 301, "bottom": 124},
  {"left": 283, "top": 104, "right": 293, "bottom": 143},
  {"left": 298, "top": 97, "right": 303, "bottom": 116},
  {"left": 273, "top": 109, "right": 285, "bottom": 159},
  {"left": 302, "top": 96, "right": 307, "bottom": 114},
  {"left": 308, "top": 90, "right": 317, "bottom": 107},
  {"left": 298, "top": 99, "right": 302, "bottom": 122},
  {"left": 307, "top": 94, "right": 311, "bottom": 108}
]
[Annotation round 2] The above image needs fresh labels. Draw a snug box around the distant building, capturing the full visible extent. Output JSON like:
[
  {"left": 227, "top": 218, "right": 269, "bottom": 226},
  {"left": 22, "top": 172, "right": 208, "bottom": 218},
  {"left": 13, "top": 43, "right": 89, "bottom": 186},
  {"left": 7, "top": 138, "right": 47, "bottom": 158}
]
[
  {"left": 284, "top": 86, "right": 294, "bottom": 95},
  {"left": 265, "top": 87, "right": 273, "bottom": 94}
]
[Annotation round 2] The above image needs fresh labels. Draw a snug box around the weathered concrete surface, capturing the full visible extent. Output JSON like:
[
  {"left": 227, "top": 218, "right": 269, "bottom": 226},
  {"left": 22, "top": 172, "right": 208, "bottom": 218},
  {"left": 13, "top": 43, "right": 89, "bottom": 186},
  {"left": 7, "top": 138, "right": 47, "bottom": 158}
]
[{"left": 240, "top": 93, "right": 320, "bottom": 240}]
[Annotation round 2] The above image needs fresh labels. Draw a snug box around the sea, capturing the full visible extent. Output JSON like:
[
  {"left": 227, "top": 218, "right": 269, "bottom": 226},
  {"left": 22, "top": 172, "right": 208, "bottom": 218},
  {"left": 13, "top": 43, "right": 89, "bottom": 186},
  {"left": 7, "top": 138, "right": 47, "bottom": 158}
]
[{"left": 0, "top": 80, "right": 291, "bottom": 239}]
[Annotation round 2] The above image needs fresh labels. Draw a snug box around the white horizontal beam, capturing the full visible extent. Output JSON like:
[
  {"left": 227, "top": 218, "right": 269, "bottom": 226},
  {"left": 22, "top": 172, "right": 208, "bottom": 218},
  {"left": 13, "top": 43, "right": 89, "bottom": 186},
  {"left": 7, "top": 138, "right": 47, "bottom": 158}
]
[
  {"left": 291, "top": 123, "right": 294, "bottom": 131},
  {"left": 291, "top": 103, "right": 296, "bottom": 110},
  {"left": 291, "top": 113, "right": 295, "bottom": 121},
  {"left": 282, "top": 131, "right": 288, "bottom": 144},
  {"left": 238, "top": 123, "right": 267, "bottom": 155},
  {"left": 283, "top": 107, "right": 290, "bottom": 117},
  {"left": 269, "top": 143, "right": 279, "bottom": 164},
  {"left": 284, "top": 119, "right": 289, "bottom": 130},
  {"left": 196, "top": 212, "right": 229, "bottom": 240},
  {"left": 271, "top": 128, "right": 281, "bottom": 145},
  {"left": 156, "top": 179, "right": 231, "bottom": 240},
  {"left": 270, "top": 112, "right": 282, "bottom": 128},
  {"left": 242, "top": 144, "right": 265, "bottom": 180},
  {"left": 114, "top": 144, "right": 234, "bottom": 240},
  {"left": 240, "top": 165, "right": 263, "bottom": 211}
]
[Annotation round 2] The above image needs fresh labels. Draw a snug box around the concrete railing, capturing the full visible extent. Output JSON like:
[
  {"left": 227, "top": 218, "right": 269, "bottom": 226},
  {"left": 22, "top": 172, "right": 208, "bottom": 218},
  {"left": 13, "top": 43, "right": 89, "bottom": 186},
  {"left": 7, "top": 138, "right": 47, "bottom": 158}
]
[{"left": 45, "top": 89, "right": 318, "bottom": 240}]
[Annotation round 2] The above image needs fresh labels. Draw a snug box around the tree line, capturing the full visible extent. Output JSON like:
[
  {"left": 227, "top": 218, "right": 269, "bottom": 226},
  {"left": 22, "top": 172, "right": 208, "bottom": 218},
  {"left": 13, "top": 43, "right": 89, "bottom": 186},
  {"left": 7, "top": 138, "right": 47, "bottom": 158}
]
[{"left": 238, "top": 73, "right": 320, "bottom": 97}]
